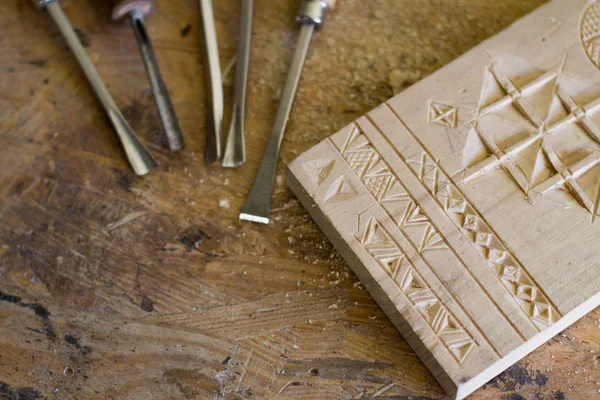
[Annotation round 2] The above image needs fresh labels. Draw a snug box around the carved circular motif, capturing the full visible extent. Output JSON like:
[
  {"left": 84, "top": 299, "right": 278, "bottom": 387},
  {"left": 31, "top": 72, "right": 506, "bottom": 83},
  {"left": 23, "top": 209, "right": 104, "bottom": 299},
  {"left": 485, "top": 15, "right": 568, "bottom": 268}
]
[{"left": 581, "top": 0, "right": 600, "bottom": 69}]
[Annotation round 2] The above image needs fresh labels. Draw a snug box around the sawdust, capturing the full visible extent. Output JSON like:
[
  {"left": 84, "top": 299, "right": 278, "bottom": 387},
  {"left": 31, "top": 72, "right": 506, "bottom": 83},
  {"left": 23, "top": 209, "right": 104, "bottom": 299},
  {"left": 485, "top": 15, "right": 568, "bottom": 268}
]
[{"left": 219, "top": 199, "right": 230, "bottom": 209}]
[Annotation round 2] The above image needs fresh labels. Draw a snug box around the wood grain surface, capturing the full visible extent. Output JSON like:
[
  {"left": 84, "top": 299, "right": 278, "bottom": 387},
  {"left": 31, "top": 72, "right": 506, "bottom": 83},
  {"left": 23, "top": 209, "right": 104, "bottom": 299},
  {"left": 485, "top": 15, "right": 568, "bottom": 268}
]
[{"left": 1, "top": 0, "right": 598, "bottom": 399}]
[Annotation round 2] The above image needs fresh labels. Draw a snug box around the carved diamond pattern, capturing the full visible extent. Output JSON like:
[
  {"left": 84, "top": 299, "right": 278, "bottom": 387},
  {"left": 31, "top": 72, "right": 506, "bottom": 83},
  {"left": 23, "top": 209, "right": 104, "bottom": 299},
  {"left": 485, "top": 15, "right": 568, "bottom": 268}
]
[
  {"left": 340, "top": 128, "right": 411, "bottom": 204},
  {"left": 406, "top": 149, "right": 559, "bottom": 328},
  {"left": 438, "top": 320, "right": 477, "bottom": 364},
  {"left": 446, "top": 197, "right": 467, "bottom": 213},
  {"left": 429, "top": 102, "right": 458, "bottom": 128},
  {"left": 408, "top": 153, "right": 448, "bottom": 196},
  {"left": 402, "top": 201, "right": 429, "bottom": 227},
  {"left": 487, "top": 248, "right": 508, "bottom": 263},
  {"left": 360, "top": 218, "right": 405, "bottom": 279},
  {"left": 532, "top": 302, "right": 553, "bottom": 326},
  {"left": 490, "top": 255, "right": 556, "bottom": 328},
  {"left": 462, "top": 54, "right": 600, "bottom": 216},
  {"left": 462, "top": 214, "right": 478, "bottom": 231},
  {"left": 475, "top": 232, "right": 493, "bottom": 246},
  {"left": 516, "top": 284, "right": 537, "bottom": 302},
  {"left": 345, "top": 151, "right": 375, "bottom": 178},
  {"left": 364, "top": 174, "right": 395, "bottom": 201},
  {"left": 501, "top": 265, "right": 521, "bottom": 282},
  {"left": 419, "top": 224, "right": 448, "bottom": 253}
]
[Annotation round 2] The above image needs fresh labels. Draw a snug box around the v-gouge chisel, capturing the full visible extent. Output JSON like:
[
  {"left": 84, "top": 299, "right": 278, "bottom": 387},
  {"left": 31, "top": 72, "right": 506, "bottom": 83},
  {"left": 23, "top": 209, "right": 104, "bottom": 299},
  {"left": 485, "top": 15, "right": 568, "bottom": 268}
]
[
  {"left": 240, "top": 0, "right": 336, "bottom": 224},
  {"left": 199, "top": 0, "right": 224, "bottom": 165},
  {"left": 112, "top": 0, "right": 186, "bottom": 152},
  {"left": 222, "top": 0, "right": 254, "bottom": 168},
  {"left": 33, "top": 0, "right": 157, "bottom": 176}
]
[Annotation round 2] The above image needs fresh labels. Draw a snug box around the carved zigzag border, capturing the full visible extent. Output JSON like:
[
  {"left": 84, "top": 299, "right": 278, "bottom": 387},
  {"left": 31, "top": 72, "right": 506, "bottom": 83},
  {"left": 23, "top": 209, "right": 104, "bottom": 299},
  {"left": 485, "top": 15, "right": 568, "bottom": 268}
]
[
  {"left": 374, "top": 103, "right": 562, "bottom": 330},
  {"left": 326, "top": 127, "right": 481, "bottom": 364}
]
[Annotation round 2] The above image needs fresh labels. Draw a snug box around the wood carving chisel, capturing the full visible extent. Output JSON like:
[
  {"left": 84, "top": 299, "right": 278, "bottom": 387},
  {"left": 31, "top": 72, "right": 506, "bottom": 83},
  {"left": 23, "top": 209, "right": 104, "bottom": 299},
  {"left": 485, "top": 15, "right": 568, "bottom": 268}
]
[
  {"left": 222, "top": 0, "right": 254, "bottom": 168},
  {"left": 199, "top": 0, "right": 224, "bottom": 165},
  {"left": 239, "top": 0, "right": 335, "bottom": 224},
  {"left": 112, "top": 0, "right": 186, "bottom": 152},
  {"left": 32, "top": 0, "right": 157, "bottom": 176}
]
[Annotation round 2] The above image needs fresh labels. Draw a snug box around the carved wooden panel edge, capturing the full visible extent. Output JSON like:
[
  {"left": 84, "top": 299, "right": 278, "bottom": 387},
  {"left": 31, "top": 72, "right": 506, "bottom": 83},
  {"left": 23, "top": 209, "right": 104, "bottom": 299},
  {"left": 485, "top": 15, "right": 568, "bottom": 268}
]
[
  {"left": 355, "top": 215, "right": 477, "bottom": 364},
  {"left": 318, "top": 128, "right": 482, "bottom": 364},
  {"left": 368, "top": 105, "right": 562, "bottom": 331}
]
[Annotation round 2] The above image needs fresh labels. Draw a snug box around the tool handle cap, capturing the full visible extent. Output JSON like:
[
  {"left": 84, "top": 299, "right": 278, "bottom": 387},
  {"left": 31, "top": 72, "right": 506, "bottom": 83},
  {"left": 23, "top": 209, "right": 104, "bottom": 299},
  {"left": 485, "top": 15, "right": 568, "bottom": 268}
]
[{"left": 112, "top": 0, "right": 155, "bottom": 20}]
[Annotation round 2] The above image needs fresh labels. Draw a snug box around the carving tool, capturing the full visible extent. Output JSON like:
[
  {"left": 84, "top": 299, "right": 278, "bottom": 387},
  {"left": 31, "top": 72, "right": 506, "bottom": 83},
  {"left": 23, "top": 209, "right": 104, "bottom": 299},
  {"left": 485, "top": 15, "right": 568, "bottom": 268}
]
[
  {"left": 112, "top": 0, "right": 185, "bottom": 152},
  {"left": 32, "top": 0, "right": 157, "bottom": 176},
  {"left": 222, "top": 0, "right": 254, "bottom": 168},
  {"left": 199, "top": 0, "right": 224, "bottom": 165},
  {"left": 239, "top": 0, "right": 335, "bottom": 224}
]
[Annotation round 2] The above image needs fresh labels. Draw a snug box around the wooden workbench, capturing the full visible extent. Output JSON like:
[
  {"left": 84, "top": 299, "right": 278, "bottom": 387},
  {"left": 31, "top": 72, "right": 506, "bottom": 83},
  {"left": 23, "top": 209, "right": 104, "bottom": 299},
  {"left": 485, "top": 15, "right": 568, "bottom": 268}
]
[{"left": 1, "top": 0, "right": 598, "bottom": 398}]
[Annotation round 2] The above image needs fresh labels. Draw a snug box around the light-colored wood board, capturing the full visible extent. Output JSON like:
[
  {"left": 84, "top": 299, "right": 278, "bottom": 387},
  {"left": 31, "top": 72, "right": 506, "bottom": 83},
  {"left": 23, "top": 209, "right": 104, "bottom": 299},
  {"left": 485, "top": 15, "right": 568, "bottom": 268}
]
[
  {"left": 3, "top": 0, "right": 600, "bottom": 399},
  {"left": 288, "top": 0, "right": 600, "bottom": 398}
]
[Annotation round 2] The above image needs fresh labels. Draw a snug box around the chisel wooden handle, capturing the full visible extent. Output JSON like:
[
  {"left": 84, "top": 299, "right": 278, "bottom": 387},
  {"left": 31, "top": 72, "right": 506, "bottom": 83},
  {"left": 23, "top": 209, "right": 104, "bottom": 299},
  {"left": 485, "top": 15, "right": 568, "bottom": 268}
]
[{"left": 111, "top": 0, "right": 155, "bottom": 20}]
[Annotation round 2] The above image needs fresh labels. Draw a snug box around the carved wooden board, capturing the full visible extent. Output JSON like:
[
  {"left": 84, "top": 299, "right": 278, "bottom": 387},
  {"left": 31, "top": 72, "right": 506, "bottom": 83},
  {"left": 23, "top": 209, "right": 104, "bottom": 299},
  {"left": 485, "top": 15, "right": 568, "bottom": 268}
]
[{"left": 287, "top": 0, "right": 600, "bottom": 398}]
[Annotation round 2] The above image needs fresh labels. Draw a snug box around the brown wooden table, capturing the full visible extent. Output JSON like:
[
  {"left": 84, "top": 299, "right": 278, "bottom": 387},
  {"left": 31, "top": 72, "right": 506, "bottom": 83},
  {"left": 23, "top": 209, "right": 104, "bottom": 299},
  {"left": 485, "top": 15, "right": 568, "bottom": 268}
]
[{"left": 1, "top": 0, "right": 598, "bottom": 398}]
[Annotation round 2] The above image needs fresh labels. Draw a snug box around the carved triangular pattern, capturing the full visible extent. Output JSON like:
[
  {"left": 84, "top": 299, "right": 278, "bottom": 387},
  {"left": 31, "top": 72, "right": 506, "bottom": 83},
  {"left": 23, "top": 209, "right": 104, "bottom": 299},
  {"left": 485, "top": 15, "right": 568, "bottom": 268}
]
[
  {"left": 419, "top": 224, "right": 449, "bottom": 253},
  {"left": 324, "top": 175, "right": 357, "bottom": 203},
  {"left": 359, "top": 218, "right": 406, "bottom": 279},
  {"left": 463, "top": 53, "right": 600, "bottom": 216},
  {"left": 359, "top": 220, "right": 477, "bottom": 364},
  {"left": 401, "top": 201, "right": 428, "bottom": 227},
  {"left": 381, "top": 181, "right": 411, "bottom": 204},
  {"left": 362, "top": 159, "right": 397, "bottom": 201},
  {"left": 303, "top": 158, "right": 335, "bottom": 185}
]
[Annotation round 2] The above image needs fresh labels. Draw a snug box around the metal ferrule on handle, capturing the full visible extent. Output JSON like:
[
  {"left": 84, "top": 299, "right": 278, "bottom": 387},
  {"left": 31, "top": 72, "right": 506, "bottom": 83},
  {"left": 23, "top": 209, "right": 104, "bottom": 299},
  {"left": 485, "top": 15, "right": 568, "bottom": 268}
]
[
  {"left": 31, "top": 0, "right": 56, "bottom": 9},
  {"left": 297, "top": 0, "right": 329, "bottom": 26},
  {"left": 36, "top": 0, "right": 157, "bottom": 176}
]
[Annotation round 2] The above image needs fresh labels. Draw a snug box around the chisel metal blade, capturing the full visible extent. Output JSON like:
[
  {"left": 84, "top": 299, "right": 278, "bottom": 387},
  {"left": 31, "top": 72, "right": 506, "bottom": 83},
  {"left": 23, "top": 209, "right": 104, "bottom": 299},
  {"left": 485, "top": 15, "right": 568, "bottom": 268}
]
[
  {"left": 199, "top": 0, "right": 224, "bottom": 165},
  {"left": 240, "top": 0, "right": 331, "bottom": 223}
]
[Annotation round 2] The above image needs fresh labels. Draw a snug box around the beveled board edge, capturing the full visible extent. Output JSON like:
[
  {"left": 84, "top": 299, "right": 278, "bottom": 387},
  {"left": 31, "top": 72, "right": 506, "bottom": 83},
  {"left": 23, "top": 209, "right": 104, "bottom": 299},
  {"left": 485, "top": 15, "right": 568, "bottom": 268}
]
[
  {"left": 287, "top": 155, "right": 600, "bottom": 399},
  {"left": 286, "top": 161, "right": 458, "bottom": 398}
]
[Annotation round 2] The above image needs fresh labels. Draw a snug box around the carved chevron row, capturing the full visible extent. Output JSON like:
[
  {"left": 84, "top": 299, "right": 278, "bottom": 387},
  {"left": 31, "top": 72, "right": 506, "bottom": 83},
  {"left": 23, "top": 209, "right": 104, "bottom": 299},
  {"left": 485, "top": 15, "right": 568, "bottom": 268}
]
[
  {"left": 335, "top": 126, "right": 450, "bottom": 254},
  {"left": 319, "top": 126, "right": 478, "bottom": 364},
  {"left": 356, "top": 217, "right": 477, "bottom": 364},
  {"left": 378, "top": 106, "right": 561, "bottom": 330}
]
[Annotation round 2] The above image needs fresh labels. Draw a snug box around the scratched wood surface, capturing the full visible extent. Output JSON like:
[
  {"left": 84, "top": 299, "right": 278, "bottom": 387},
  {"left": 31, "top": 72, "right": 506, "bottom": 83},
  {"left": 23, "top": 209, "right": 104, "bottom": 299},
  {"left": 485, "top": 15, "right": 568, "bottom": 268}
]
[{"left": 1, "top": 0, "right": 598, "bottom": 399}]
